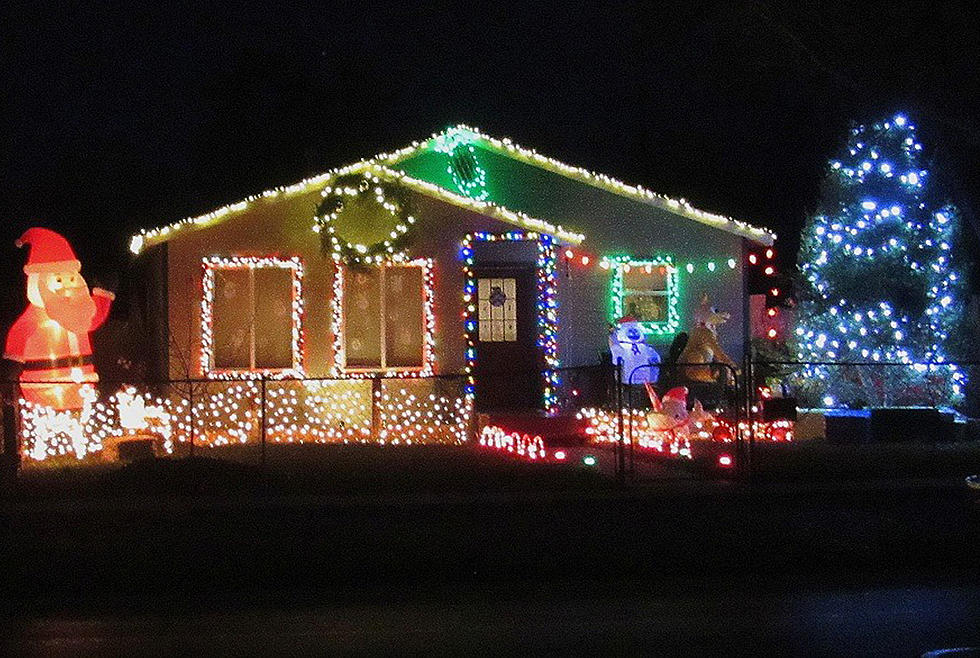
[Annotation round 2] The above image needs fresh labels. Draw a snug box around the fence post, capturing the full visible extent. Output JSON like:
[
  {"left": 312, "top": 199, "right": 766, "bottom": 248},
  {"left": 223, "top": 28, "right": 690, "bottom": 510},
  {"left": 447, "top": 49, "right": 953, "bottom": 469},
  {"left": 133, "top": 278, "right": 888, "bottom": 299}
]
[
  {"left": 616, "top": 360, "right": 625, "bottom": 484},
  {"left": 734, "top": 360, "right": 746, "bottom": 481},
  {"left": 260, "top": 376, "right": 267, "bottom": 468},
  {"left": 745, "top": 358, "right": 755, "bottom": 480},
  {"left": 627, "top": 373, "right": 635, "bottom": 480},
  {"left": 2, "top": 380, "right": 22, "bottom": 487},
  {"left": 371, "top": 376, "right": 383, "bottom": 441},
  {"left": 188, "top": 381, "right": 195, "bottom": 459}
]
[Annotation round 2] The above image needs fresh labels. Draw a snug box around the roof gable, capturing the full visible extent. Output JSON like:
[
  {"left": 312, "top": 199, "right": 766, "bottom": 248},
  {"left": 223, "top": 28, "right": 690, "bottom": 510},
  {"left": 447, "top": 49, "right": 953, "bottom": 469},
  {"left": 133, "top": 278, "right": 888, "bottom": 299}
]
[
  {"left": 389, "top": 125, "right": 774, "bottom": 246},
  {"left": 130, "top": 124, "right": 773, "bottom": 254},
  {"left": 130, "top": 162, "right": 583, "bottom": 254}
]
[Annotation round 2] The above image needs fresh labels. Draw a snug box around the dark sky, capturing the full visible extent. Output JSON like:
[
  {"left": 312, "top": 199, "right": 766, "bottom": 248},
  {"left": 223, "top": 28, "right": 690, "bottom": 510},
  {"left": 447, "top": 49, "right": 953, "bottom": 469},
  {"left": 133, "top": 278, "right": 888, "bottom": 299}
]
[{"left": 3, "top": 1, "right": 979, "bottom": 323}]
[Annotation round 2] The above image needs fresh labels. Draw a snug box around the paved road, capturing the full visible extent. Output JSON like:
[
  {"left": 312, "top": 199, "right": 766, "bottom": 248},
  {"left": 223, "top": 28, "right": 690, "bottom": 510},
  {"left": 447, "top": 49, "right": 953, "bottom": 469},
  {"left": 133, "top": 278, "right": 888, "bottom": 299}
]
[
  {"left": 4, "top": 582, "right": 980, "bottom": 655},
  {"left": 4, "top": 476, "right": 979, "bottom": 655}
]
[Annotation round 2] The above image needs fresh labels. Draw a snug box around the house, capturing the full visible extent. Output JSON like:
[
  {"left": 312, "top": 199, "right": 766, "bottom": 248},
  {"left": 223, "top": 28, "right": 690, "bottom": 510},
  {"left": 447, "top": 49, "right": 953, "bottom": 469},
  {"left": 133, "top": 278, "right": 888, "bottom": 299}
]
[{"left": 130, "top": 125, "right": 775, "bottom": 418}]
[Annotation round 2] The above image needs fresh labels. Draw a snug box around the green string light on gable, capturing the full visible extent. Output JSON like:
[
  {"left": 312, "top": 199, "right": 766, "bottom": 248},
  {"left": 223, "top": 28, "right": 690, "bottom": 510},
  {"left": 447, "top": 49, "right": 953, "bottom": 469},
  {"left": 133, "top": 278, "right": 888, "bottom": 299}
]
[{"left": 432, "top": 127, "right": 489, "bottom": 201}]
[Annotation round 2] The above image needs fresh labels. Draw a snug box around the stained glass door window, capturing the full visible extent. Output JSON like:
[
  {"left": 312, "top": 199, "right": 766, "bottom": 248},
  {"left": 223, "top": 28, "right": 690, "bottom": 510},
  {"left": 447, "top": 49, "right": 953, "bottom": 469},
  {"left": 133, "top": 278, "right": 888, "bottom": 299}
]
[{"left": 477, "top": 278, "right": 517, "bottom": 342}]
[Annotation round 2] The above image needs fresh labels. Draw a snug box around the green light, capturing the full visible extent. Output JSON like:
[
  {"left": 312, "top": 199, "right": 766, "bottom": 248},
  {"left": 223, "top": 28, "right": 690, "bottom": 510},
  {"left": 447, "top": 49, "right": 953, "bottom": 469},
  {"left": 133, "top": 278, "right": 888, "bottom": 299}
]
[
  {"left": 582, "top": 454, "right": 597, "bottom": 467},
  {"left": 432, "top": 127, "right": 489, "bottom": 201},
  {"left": 608, "top": 256, "right": 680, "bottom": 336}
]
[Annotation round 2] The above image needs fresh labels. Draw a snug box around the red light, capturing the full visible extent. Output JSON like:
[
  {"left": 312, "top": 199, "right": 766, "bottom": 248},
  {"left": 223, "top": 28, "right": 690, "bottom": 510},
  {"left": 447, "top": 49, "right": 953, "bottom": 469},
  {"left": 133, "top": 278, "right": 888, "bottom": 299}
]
[
  {"left": 565, "top": 249, "right": 574, "bottom": 259},
  {"left": 764, "top": 266, "right": 774, "bottom": 275},
  {"left": 718, "top": 454, "right": 734, "bottom": 467},
  {"left": 712, "top": 425, "right": 733, "bottom": 442},
  {"left": 554, "top": 450, "right": 567, "bottom": 461},
  {"left": 770, "top": 287, "right": 779, "bottom": 296},
  {"left": 765, "top": 249, "right": 774, "bottom": 259},
  {"left": 749, "top": 254, "right": 758, "bottom": 265},
  {"left": 767, "top": 328, "right": 778, "bottom": 339},
  {"left": 580, "top": 255, "right": 590, "bottom": 266},
  {"left": 767, "top": 308, "right": 777, "bottom": 317},
  {"left": 571, "top": 389, "right": 579, "bottom": 396}
]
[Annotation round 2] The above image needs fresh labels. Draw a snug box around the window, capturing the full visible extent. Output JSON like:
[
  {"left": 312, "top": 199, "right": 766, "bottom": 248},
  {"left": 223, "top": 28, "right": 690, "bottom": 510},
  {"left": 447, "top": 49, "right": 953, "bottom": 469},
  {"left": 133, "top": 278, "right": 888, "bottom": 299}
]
[
  {"left": 201, "top": 257, "right": 303, "bottom": 378},
  {"left": 610, "top": 259, "right": 680, "bottom": 335},
  {"left": 477, "top": 277, "right": 517, "bottom": 341},
  {"left": 337, "top": 260, "right": 433, "bottom": 373}
]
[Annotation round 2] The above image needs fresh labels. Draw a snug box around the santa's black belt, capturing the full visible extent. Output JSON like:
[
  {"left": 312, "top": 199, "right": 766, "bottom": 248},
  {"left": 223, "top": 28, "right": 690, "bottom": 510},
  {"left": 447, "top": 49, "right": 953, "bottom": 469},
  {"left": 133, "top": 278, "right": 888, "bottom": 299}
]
[{"left": 22, "top": 355, "right": 94, "bottom": 370}]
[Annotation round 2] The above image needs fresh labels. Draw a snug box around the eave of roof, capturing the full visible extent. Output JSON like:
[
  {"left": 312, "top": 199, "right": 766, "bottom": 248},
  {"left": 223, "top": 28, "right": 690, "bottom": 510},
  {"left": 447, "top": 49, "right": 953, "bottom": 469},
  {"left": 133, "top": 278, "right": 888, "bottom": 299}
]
[
  {"left": 129, "top": 160, "right": 584, "bottom": 255},
  {"left": 130, "top": 124, "right": 774, "bottom": 254},
  {"left": 384, "top": 125, "right": 776, "bottom": 246}
]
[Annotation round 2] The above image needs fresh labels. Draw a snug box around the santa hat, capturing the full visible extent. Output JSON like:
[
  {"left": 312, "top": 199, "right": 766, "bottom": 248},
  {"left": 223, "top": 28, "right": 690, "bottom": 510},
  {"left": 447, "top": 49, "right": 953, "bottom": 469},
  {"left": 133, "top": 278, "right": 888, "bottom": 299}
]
[
  {"left": 15, "top": 228, "right": 81, "bottom": 275},
  {"left": 662, "top": 387, "right": 688, "bottom": 406}
]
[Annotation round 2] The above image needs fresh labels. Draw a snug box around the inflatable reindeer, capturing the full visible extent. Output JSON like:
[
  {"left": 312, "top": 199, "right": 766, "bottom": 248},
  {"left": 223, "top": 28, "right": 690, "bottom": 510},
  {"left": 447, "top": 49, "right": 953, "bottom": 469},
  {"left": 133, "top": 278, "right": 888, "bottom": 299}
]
[{"left": 677, "top": 295, "right": 739, "bottom": 384}]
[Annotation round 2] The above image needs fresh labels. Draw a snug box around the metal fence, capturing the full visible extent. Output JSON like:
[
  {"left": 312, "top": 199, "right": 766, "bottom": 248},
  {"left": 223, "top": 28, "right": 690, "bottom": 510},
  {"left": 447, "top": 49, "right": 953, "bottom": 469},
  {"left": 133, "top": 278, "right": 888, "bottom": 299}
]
[
  {"left": 739, "top": 358, "right": 980, "bottom": 479},
  {"left": 3, "top": 357, "right": 977, "bottom": 480},
  {"left": 1, "top": 374, "right": 473, "bottom": 468}
]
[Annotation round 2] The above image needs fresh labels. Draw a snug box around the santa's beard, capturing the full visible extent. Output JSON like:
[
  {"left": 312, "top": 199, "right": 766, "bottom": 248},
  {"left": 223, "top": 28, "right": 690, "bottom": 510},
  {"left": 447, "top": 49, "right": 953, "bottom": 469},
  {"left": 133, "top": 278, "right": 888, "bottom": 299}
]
[{"left": 41, "top": 286, "right": 96, "bottom": 334}]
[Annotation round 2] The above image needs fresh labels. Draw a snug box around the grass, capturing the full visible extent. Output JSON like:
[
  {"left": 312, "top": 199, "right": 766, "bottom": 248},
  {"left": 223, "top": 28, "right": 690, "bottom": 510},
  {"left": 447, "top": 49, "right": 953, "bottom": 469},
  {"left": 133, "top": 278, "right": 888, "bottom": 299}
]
[
  {"left": 748, "top": 438, "right": 980, "bottom": 482},
  {"left": 10, "top": 443, "right": 611, "bottom": 500},
  {"left": 10, "top": 434, "right": 980, "bottom": 501}
]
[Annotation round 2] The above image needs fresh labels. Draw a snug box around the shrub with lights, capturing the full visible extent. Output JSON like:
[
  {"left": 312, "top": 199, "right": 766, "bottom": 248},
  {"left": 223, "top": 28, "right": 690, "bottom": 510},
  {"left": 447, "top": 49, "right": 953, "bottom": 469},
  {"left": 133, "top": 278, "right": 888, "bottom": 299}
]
[{"left": 794, "top": 114, "right": 967, "bottom": 407}]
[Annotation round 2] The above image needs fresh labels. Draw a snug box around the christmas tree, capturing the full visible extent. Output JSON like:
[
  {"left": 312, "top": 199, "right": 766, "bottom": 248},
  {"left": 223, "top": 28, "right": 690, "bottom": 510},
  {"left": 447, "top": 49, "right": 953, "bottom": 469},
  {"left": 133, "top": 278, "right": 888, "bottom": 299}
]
[{"left": 794, "top": 114, "right": 967, "bottom": 407}]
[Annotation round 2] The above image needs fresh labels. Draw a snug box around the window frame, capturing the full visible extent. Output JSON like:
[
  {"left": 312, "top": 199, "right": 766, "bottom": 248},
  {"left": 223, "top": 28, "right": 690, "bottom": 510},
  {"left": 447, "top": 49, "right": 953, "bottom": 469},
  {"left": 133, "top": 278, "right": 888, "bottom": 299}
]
[
  {"left": 332, "top": 259, "right": 434, "bottom": 377},
  {"left": 200, "top": 256, "right": 304, "bottom": 379},
  {"left": 609, "top": 257, "right": 680, "bottom": 336}
]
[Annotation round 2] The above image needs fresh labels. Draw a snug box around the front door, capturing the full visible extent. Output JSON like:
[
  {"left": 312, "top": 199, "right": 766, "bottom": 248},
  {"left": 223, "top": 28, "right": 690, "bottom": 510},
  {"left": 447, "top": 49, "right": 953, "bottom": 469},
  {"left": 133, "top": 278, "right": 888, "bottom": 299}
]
[{"left": 472, "top": 266, "right": 541, "bottom": 411}]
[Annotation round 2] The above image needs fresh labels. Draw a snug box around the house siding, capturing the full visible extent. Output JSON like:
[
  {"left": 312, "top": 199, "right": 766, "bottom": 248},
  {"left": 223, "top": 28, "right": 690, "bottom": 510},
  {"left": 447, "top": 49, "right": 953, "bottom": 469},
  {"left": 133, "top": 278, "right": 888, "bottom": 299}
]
[
  {"left": 161, "top": 185, "right": 554, "bottom": 379},
  {"left": 396, "top": 145, "right": 751, "bottom": 362}
]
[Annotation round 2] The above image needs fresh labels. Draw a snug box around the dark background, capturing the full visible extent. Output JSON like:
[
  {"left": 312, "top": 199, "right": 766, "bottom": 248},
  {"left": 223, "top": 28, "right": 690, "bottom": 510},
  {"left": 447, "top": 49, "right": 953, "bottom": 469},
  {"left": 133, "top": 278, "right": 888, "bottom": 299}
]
[{"left": 2, "top": 1, "right": 979, "bottom": 328}]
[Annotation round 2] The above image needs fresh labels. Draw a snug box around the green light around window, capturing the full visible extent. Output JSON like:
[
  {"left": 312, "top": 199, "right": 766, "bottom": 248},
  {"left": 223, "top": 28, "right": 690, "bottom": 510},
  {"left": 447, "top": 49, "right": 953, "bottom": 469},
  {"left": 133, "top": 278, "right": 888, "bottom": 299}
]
[
  {"left": 432, "top": 126, "right": 489, "bottom": 201},
  {"left": 607, "top": 256, "right": 680, "bottom": 336}
]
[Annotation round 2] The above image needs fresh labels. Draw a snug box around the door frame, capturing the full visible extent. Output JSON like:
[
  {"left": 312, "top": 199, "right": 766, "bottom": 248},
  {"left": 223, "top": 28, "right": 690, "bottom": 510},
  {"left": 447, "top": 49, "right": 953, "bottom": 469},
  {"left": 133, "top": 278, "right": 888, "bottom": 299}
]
[{"left": 461, "top": 231, "right": 560, "bottom": 412}]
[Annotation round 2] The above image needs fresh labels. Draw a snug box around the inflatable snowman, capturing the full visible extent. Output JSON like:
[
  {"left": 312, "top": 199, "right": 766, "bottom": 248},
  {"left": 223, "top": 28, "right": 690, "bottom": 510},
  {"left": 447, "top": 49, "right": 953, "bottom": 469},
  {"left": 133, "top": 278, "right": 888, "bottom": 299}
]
[{"left": 609, "top": 316, "right": 661, "bottom": 384}]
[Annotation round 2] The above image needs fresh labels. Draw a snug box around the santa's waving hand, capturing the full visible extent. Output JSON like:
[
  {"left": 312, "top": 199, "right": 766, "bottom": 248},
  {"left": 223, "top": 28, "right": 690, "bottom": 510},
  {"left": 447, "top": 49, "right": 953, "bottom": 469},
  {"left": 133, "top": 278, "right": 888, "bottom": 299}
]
[{"left": 3, "top": 228, "right": 113, "bottom": 410}]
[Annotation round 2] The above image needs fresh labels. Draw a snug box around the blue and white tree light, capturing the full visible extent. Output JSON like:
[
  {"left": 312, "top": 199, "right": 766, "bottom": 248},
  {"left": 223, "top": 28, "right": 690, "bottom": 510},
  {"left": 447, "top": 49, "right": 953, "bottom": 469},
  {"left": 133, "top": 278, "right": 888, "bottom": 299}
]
[{"left": 794, "top": 114, "right": 968, "bottom": 407}]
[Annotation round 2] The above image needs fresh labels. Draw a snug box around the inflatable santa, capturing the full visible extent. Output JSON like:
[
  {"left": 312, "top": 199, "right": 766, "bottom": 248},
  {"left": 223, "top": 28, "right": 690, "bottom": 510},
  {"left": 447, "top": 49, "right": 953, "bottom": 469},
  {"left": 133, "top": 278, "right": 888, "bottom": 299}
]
[{"left": 3, "top": 228, "right": 114, "bottom": 409}]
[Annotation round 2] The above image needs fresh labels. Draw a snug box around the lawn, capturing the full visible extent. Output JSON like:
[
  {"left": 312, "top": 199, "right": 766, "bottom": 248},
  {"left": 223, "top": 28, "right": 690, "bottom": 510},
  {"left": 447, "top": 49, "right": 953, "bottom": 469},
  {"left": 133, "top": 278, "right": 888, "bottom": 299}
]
[
  {"left": 10, "top": 443, "right": 611, "bottom": 500},
  {"left": 747, "top": 438, "right": 980, "bottom": 482}
]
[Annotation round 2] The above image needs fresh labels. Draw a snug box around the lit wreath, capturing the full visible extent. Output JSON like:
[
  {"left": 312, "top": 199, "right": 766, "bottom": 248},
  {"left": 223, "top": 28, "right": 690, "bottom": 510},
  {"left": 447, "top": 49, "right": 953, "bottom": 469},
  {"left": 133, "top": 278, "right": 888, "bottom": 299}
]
[{"left": 315, "top": 173, "right": 416, "bottom": 264}]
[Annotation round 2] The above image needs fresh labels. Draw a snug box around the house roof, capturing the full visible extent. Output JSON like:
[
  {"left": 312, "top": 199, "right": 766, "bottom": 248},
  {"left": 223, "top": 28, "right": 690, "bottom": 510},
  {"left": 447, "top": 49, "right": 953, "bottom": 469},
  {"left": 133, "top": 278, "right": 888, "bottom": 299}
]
[{"left": 129, "top": 125, "right": 775, "bottom": 255}]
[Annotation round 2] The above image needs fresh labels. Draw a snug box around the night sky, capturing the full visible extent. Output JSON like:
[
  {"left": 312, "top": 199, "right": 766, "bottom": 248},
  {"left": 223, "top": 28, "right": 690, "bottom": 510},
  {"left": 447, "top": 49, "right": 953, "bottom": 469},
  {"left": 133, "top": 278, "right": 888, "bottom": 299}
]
[{"left": 3, "top": 1, "right": 979, "bottom": 326}]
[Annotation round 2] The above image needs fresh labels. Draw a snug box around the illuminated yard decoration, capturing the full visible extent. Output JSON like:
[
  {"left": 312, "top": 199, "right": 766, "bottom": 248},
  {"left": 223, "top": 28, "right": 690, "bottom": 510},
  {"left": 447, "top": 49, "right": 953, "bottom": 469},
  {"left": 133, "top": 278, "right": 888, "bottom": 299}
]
[
  {"left": 200, "top": 256, "right": 304, "bottom": 380},
  {"left": 4, "top": 227, "right": 114, "bottom": 410},
  {"left": 331, "top": 258, "right": 435, "bottom": 377},
  {"left": 264, "top": 380, "right": 373, "bottom": 443},
  {"left": 478, "top": 425, "right": 547, "bottom": 460},
  {"left": 795, "top": 114, "right": 967, "bottom": 406},
  {"left": 577, "top": 407, "right": 794, "bottom": 459},
  {"left": 461, "top": 232, "right": 560, "bottom": 411},
  {"left": 20, "top": 387, "right": 99, "bottom": 461},
  {"left": 20, "top": 386, "right": 174, "bottom": 462},
  {"left": 431, "top": 126, "right": 489, "bottom": 201},
  {"left": 607, "top": 257, "right": 680, "bottom": 335},
  {"left": 19, "top": 377, "right": 471, "bottom": 463},
  {"left": 315, "top": 172, "right": 416, "bottom": 265},
  {"left": 377, "top": 380, "right": 472, "bottom": 445},
  {"left": 578, "top": 407, "right": 690, "bottom": 458}
]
